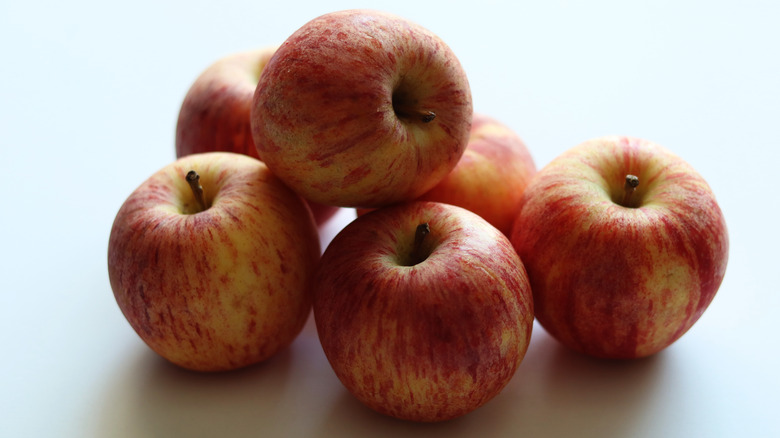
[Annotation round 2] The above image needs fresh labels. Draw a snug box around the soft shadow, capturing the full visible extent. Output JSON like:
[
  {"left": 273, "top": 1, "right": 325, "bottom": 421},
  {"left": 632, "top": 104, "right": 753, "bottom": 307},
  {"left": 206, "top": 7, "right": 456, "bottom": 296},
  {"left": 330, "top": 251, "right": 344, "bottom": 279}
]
[
  {"left": 315, "top": 388, "right": 494, "bottom": 438},
  {"left": 489, "top": 326, "right": 671, "bottom": 438},
  {"left": 97, "top": 342, "right": 295, "bottom": 438},
  {"left": 316, "top": 324, "right": 670, "bottom": 438},
  {"left": 97, "top": 320, "right": 672, "bottom": 438}
]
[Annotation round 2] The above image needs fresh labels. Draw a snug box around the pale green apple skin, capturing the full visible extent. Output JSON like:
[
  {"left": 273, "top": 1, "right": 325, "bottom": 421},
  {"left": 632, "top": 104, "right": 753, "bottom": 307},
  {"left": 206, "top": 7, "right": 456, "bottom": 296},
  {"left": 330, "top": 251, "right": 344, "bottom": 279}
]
[
  {"left": 108, "top": 152, "right": 321, "bottom": 371},
  {"left": 313, "top": 202, "right": 534, "bottom": 422},
  {"left": 252, "top": 9, "right": 473, "bottom": 208},
  {"left": 511, "top": 136, "right": 729, "bottom": 359},
  {"left": 175, "top": 47, "right": 339, "bottom": 225}
]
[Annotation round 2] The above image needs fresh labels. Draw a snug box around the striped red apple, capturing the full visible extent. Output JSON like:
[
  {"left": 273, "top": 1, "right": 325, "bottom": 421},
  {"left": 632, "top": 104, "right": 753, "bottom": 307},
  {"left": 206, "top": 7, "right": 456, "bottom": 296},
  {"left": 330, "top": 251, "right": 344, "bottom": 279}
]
[
  {"left": 313, "top": 202, "right": 534, "bottom": 422},
  {"left": 108, "top": 152, "right": 320, "bottom": 371},
  {"left": 251, "top": 9, "right": 473, "bottom": 208},
  {"left": 511, "top": 136, "right": 729, "bottom": 359}
]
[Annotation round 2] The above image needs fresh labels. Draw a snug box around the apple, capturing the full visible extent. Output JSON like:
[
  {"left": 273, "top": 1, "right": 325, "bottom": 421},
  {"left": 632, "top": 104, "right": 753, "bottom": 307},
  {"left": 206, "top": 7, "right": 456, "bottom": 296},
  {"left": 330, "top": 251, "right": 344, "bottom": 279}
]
[
  {"left": 510, "top": 136, "right": 729, "bottom": 359},
  {"left": 107, "top": 152, "right": 321, "bottom": 371},
  {"left": 174, "top": 46, "right": 339, "bottom": 225},
  {"left": 416, "top": 114, "right": 536, "bottom": 235},
  {"left": 313, "top": 201, "right": 534, "bottom": 422},
  {"left": 175, "top": 48, "right": 275, "bottom": 159},
  {"left": 358, "top": 113, "right": 536, "bottom": 236},
  {"left": 251, "top": 9, "right": 473, "bottom": 208}
]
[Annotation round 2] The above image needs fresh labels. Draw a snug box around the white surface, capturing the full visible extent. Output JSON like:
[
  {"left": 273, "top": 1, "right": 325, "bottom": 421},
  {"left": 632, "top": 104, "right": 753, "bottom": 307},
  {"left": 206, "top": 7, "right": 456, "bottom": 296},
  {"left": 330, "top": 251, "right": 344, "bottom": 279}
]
[{"left": 1, "top": 1, "right": 778, "bottom": 437}]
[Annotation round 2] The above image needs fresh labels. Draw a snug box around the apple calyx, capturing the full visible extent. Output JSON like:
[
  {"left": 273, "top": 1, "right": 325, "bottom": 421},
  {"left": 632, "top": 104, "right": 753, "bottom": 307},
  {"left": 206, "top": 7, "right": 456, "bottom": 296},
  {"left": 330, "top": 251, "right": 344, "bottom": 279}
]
[
  {"left": 407, "top": 222, "right": 431, "bottom": 266},
  {"left": 622, "top": 174, "right": 640, "bottom": 208},
  {"left": 186, "top": 170, "right": 207, "bottom": 212}
]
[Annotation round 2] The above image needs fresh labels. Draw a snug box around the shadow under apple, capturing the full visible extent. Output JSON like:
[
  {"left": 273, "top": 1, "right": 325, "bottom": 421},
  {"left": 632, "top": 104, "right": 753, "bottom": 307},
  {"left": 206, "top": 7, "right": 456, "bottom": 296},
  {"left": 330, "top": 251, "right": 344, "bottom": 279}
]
[
  {"left": 96, "top": 340, "right": 296, "bottom": 438},
  {"left": 314, "top": 322, "right": 670, "bottom": 438},
  {"left": 489, "top": 324, "right": 671, "bottom": 438},
  {"left": 315, "top": 387, "right": 495, "bottom": 438}
]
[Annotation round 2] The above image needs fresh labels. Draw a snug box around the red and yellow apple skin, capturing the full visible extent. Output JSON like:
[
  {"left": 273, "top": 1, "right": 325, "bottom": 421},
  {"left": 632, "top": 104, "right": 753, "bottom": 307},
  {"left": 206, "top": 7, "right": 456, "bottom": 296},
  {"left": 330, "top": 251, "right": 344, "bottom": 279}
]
[
  {"left": 511, "top": 136, "right": 729, "bottom": 359},
  {"left": 108, "top": 152, "right": 321, "bottom": 371},
  {"left": 251, "top": 9, "right": 473, "bottom": 208},
  {"left": 313, "top": 202, "right": 534, "bottom": 422},
  {"left": 175, "top": 48, "right": 274, "bottom": 159},
  {"left": 412, "top": 113, "right": 535, "bottom": 236},
  {"left": 356, "top": 114, "right": 535, "bottom": 235},
  {"left": 174, "top": 47, "right": 339, "bottom": 225}
]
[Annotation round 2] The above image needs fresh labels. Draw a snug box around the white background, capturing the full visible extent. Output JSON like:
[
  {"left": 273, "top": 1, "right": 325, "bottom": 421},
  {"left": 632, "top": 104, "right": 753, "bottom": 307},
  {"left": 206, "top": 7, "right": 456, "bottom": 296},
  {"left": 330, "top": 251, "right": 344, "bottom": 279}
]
[{"left": 2, "top": 0, "right": 778, "bottom": 437}]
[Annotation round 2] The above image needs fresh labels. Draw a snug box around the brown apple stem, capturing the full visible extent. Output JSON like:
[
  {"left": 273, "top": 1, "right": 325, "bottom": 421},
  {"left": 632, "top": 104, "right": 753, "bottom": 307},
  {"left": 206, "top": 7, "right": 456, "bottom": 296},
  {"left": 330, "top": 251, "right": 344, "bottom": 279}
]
[
  {"left": 396, "top": 106, "right": 436, "bottom": 123},
  {"left": 410, "top": 222, "right": 431, "bottom": 265},
  {"left": 186, "top": 170, "right": 207, "bottom": 211},
  {"left": 623, "top": 174, "right": 639, "bottom": 207}
]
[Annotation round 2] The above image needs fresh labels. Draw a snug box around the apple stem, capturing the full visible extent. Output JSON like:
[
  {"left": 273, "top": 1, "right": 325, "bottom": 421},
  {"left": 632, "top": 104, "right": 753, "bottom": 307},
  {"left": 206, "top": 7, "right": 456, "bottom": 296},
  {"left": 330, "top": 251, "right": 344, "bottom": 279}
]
[
  {"left": 623, "top": 174, "right": 639, "bottom": 207},
  {"left": 396, "top": 106, "right": 436, "bottom": 123},
  {"left": 410, "top": 222, "right": 431, "bottom": 265},
  {"left": 186, "top": 170, "right": 207, "bottom": 211}
]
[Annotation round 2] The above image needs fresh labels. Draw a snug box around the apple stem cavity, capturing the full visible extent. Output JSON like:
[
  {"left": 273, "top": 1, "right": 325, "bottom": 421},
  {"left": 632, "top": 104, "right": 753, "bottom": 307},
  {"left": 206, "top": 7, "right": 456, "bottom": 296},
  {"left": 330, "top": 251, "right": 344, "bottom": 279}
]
[
  {"left": 409, "top": 222, "right": 431, "bottom": 266},
  {"left": 622, "top": 174, "right": 640, "bottom": 207},
  {"left": 186, "top": 170, "right": 207, "bottom": 212}
]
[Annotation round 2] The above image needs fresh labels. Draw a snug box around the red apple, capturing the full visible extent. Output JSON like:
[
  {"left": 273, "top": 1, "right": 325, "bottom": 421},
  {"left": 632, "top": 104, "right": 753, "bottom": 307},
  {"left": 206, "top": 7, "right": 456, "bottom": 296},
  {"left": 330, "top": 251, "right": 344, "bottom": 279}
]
[
  {"left": 416, "top": 114, "right": 536, "bottom": 235},
  {"left": 313, "top": 201, "right": 534, "bottom": 422},
  {"left": 511, "top": 136, "right": 729, "bottom": 359},
  {"left": 251, "top": 9, "right": 473, "bottom": 208},
  {"left": 174, "top": 47, "right": 339, "bottom": 225},
  {"left": 108, "top": 152, "right": 321, "bottom": 371},
  {"left": 358, "top": 114, "right": 536, "bottom": 235}
]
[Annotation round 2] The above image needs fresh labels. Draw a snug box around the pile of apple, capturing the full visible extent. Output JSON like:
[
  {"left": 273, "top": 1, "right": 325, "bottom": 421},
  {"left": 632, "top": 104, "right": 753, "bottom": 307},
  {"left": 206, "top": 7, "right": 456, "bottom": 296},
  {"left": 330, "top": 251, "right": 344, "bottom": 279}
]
[{"left": 107, "top": 9, "right": 729, "bottom": 423}]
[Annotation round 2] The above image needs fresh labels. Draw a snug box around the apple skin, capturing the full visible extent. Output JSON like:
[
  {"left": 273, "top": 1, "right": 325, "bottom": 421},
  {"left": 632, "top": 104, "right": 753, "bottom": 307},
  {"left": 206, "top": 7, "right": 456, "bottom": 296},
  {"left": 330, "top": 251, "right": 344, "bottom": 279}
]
[
  {"left": 251, "top": 9, "right": 473, "bottom": 208},
  {"left": 510, "top": 136, "right": 729, "bottom": 359},
  {"left": 174, "top": 47, "right": 339, "bottom": 226},
  {"left": 313, "top": 201, "right": 534, "bottom": 422},
  {"left": 358, "top": 114, "right": 536, "bottom": 236},
  {"left": 108, "top": 152, "right": 321, "bottom": 371},
  {"left": 175, "top": 48, "right": 274, "bottom": 159},
  {"left": 416, "top": 114, "right": 536, "bottom": 235}
]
